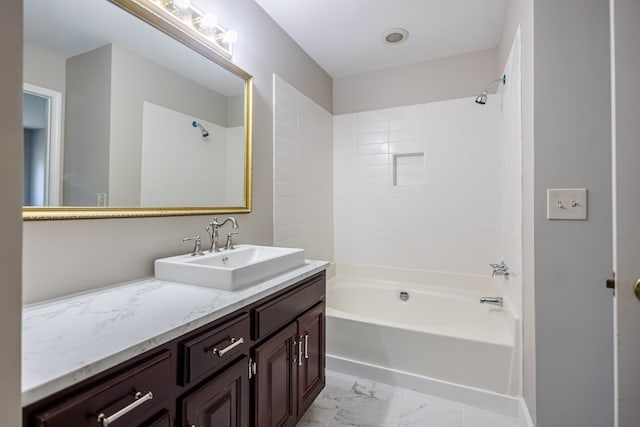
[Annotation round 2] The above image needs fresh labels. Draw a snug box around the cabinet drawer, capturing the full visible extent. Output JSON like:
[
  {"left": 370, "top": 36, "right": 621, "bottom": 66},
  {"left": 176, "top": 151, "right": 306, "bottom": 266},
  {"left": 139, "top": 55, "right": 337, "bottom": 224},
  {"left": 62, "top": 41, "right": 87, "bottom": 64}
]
[
  {"left": 140, "top": 410, "right": 172, "bottom": 427},
  {"left": 252, "top": 274, "right": 325, "bottom": 340},
  {"left": 32, "top": 351, "right": 171, "bottom": 427},
  {"left": 180, "top": 313, "right": 250, "bottom": 385}
]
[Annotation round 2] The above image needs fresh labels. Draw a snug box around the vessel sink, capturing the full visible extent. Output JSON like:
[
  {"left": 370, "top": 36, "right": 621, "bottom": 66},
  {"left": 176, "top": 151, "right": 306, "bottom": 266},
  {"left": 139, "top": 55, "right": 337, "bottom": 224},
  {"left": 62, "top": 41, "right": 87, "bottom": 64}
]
[{"left": 154, "top": 245, "right": 305, "bottom": 291}]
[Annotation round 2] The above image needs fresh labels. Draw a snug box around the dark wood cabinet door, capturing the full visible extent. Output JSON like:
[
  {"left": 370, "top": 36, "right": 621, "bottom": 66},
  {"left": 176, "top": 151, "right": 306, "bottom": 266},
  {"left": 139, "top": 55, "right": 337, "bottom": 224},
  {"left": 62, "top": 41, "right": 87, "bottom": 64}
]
[
  {"left": 296, "top": 302, "right": 325, "bottom": 416},
  {"left": 181, "top": 357, "right": 250, "bottom": 427},
  {"left": 253, "top": 322, "right": 297, "bottom": 427}
]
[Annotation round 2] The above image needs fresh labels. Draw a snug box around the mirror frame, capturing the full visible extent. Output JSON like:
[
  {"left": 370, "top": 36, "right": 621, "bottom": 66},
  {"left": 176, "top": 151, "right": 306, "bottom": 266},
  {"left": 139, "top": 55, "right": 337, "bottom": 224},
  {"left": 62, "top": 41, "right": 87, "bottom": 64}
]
[{"left": 23, "top": 0, "right": 253, "bottom": 221}]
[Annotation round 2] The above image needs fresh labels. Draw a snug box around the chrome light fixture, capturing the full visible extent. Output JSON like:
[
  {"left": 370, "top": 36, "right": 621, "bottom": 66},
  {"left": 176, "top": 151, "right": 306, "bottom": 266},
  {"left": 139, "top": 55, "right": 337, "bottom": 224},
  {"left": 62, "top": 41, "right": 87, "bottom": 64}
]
[{"left": 130, "top": 0, "right": 239, "bottom": 58}]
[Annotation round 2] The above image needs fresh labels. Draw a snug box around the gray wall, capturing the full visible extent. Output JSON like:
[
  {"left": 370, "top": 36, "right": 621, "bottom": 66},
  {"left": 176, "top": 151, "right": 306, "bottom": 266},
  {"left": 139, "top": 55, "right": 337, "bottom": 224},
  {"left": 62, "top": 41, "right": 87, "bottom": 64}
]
[
  {"left": 64, "top": 45, "right": 112, "bottom": 206},
  {"left": 23, "top": 43, "right": 66, "bottom": 94},
  {"left": 498, "top": 0, "right": 535, "bottom": 421},
  {"left": 333, "top": 48, "right": 498, "bottom": 114},
  {"left": 534, "top": 1, "right": 613, "bottom": 426},
  {"left": 22, "top": 0, "right": 332, "bottom": 303},
  {"left": 0, "top": 0, "right": 22, "bottom": 423}
]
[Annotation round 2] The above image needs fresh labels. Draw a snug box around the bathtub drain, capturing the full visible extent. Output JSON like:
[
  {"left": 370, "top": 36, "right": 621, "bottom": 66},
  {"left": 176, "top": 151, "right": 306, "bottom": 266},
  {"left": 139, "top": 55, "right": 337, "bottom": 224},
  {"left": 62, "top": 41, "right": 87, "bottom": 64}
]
[{"left": 399, "top": 291, "right": 410, "bottom": 302}]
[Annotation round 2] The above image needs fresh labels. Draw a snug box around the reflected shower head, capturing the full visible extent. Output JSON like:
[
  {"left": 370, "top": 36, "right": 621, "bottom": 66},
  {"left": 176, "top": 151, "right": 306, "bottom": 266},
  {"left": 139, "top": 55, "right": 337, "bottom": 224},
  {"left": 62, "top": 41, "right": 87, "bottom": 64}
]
[
  {"left": 475, "top": 75, "right": 506, "bottom": 105},
  {"left": 192, "top": 121, "right": 210, "bottom": 137}
]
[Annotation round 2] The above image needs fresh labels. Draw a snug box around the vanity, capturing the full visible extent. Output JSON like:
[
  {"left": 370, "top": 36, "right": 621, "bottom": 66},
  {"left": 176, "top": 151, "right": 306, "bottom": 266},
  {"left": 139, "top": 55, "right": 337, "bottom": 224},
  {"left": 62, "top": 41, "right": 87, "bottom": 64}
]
[{"left": 22, "top": 261, "right": 328, "bottom": 427}]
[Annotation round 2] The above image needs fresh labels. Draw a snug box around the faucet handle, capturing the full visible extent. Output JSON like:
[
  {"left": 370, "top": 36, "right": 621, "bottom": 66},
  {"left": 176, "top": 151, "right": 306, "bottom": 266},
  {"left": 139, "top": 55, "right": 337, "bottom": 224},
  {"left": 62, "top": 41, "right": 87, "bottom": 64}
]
[
  {"left": 225, "top": 231, "right": 238, "bottom": 250},
  {"left": 183, "top": 236, "right": 204, "bottom": 256}
]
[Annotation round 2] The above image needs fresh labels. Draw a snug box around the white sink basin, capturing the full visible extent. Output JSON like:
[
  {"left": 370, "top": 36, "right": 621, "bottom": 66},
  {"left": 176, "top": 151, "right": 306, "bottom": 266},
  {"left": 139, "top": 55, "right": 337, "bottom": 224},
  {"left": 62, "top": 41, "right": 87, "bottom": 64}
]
[{"left": 154, "top": 245, "right": 305, "bottom": 291}]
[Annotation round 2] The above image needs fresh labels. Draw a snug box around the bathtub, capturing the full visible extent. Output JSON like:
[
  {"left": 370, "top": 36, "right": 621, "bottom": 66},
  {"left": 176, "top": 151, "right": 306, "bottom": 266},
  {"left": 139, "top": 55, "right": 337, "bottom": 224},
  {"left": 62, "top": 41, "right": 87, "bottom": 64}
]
[{"left": 326, "top": 266, "right": 519, "bottom": 396}]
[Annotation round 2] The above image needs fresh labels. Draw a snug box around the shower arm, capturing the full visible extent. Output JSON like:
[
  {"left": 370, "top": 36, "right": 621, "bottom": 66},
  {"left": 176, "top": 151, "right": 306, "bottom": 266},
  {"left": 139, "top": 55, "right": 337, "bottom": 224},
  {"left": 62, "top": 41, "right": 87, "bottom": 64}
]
[{"left": 480, "top": 75, "right": 506, "bottom": 94}]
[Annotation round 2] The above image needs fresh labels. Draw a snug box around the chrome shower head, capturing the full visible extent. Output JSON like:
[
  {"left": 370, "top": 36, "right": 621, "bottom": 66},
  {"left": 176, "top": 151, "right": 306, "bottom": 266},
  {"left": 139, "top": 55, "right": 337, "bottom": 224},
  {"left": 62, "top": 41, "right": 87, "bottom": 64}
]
[
  {"left": 475, "top": 91, "right": 488, "bottom": 105},
  {"left": 475, "top": 75, "right": 506, "bottom": 105},
  {"left": 192, "top": 121, "right": 210, "bottom": 138}
]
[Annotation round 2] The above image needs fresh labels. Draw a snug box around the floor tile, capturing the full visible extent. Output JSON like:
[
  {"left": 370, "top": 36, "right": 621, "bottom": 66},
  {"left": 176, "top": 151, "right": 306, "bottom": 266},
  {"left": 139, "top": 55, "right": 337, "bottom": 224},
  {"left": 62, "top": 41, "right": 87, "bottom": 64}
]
[
  {"left": 296, "top": 371, "right": 518, "bottom": 427},
  {"left": 396, "top": 390, "right": 464, "bottom": 427}
]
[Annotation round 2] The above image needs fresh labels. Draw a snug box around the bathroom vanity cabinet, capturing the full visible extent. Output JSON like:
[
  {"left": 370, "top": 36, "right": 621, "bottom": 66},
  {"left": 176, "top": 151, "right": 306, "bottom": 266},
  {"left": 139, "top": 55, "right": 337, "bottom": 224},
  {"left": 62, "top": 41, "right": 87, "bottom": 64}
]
[{"left": 22, "top": 271, "right": 326, "bottom": 427}]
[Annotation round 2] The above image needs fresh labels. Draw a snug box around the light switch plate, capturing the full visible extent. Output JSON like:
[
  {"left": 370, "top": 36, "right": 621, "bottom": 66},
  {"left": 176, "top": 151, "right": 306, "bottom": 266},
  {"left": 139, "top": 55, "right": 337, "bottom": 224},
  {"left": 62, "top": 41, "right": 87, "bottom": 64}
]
[{"left": 547, "top": 188, "right": 588, "bottom": 220}]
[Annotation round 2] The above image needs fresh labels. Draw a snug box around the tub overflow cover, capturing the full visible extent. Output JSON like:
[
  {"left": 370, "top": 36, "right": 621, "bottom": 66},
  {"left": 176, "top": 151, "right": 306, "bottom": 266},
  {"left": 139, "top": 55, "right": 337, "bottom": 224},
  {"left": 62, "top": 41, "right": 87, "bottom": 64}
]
[{"left": 399, "top": 291, "right": 409, "bottom": 302}]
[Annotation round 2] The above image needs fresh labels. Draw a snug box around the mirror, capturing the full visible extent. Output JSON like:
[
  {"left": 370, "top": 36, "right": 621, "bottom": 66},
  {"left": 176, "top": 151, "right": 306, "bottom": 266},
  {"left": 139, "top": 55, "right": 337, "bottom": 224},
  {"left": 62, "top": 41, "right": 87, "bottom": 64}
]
[{"left": 23, "top": 0, "right": 252, "bottom": 220}]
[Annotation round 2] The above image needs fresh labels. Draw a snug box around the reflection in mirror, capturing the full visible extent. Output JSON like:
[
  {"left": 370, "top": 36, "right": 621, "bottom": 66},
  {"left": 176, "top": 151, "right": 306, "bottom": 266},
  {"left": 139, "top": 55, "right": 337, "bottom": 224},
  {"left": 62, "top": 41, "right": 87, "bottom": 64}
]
[{"left": 23, "top": 0, "right": 252, "bottom": 219}]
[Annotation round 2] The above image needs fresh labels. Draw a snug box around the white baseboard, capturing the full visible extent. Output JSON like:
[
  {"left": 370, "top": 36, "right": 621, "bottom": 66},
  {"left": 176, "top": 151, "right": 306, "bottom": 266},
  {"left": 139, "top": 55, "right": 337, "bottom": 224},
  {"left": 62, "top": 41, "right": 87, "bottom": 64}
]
[{"left": 327, "top": 354, "right": 520, "bottom": 417}]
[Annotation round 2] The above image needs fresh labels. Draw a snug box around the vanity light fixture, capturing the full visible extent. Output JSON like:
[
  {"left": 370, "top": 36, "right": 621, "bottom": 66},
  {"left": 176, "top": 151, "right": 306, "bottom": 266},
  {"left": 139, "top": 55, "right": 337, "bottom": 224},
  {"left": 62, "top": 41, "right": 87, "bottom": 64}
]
[{"left": 138, "top": 0, "right": 239, "bottom": 58}]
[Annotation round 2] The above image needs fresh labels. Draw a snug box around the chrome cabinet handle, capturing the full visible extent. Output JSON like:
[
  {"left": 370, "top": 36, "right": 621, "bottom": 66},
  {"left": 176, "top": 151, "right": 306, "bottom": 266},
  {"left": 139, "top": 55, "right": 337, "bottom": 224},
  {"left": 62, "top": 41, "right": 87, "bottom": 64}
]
[
  {"left": 97, "top": 391, "right": 153, "bottom": 426},
  {"left": 298, "top": 336, "right": 304, "bottom": 366},
  {"left": 304, "top": 334, "right": 309, "bottom": 359},
  {"left": 212, "top": 337, "right": 244, "bottom": 357}
]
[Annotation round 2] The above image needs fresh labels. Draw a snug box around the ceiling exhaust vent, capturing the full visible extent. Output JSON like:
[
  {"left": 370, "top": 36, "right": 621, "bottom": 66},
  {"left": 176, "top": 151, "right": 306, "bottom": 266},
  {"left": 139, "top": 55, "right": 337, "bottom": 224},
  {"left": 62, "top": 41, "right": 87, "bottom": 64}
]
[{"left": 382, "top": 28, "right": 409, "bottom": 44}]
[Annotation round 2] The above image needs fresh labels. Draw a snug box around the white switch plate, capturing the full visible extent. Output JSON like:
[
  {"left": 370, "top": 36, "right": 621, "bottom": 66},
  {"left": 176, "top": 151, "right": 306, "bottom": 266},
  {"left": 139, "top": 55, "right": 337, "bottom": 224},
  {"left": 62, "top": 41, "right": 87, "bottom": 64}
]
[{"left": 547, "top": 188, "right": 588, "bottom": 220}]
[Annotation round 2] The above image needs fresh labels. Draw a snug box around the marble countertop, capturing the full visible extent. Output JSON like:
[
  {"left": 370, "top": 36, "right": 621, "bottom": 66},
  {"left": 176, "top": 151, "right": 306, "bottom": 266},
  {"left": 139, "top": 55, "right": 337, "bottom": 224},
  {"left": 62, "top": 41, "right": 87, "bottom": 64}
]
[{"left": 22, "top": 260, "right": 329, "bottom": 406}]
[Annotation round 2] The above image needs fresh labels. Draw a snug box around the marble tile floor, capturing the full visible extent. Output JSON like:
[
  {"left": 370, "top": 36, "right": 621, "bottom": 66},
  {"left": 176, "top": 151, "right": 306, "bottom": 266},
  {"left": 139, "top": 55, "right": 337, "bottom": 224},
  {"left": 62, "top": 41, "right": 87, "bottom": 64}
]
[{"left": 296, "top": 371, "right": 518, "bottom": 427}]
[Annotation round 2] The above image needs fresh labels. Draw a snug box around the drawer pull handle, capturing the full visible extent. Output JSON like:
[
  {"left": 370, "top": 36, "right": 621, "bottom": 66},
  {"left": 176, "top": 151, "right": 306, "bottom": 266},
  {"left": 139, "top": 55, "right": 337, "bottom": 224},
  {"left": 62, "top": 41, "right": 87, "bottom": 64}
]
[
  {"left": 96, "top": 391, "right": 153, "bottom": 426},
  {"left": 212, "top": 337, "right": 244, "bottom": 357},
  {"left": 304, "top": 334, "right": 309, "bottom": 359}
]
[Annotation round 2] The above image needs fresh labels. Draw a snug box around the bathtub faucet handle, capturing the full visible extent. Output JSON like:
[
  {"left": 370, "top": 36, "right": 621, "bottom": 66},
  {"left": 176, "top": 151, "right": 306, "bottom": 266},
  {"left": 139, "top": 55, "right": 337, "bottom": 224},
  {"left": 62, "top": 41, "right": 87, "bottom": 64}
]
[{"left": 489, "top": 261, "right": 509, "bottom": 278}]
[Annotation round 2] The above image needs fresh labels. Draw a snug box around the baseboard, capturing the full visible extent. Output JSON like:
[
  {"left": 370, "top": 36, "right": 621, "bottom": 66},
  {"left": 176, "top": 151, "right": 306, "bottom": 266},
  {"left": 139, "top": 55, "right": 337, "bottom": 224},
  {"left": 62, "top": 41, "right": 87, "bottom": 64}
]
[{"left": 326, "top": 354, "right": 520, "bottom": 417}]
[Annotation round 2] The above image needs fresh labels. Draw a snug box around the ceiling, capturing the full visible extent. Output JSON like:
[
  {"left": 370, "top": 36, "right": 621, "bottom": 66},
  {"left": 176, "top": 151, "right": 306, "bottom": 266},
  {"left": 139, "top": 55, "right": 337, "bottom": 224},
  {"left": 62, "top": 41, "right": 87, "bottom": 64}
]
[{"left": 254, "top": 0, "right": 509, "bottom": 79}]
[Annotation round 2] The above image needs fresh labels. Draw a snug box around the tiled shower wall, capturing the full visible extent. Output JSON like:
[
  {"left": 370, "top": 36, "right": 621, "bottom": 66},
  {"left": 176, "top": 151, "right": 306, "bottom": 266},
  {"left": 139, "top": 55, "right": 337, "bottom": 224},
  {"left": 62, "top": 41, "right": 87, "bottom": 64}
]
[
  {"left": 495, "top": 28, "right": 523, "bottom": 315},
  {"left": 333, "top": 98, "right": 501, "bottom": 276},
  {"left": 273, "top": 75, "right": 334, "bottom": 261}
]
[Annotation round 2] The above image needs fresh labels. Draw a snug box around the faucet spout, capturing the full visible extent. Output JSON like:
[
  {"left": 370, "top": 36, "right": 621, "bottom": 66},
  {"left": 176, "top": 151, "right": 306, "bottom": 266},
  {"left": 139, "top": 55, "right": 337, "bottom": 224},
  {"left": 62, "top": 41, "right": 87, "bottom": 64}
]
[
  {"left": 207, "top": 216, "right": 239, "bottom": 252},
  {"left": 480, "top": 296, "right": 504, "bottom": 307}
]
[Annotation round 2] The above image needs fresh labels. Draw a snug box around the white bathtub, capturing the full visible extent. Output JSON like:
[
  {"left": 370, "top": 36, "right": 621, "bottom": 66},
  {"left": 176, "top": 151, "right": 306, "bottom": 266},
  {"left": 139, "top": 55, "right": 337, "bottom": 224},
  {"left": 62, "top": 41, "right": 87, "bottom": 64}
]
[{"left": 326, "top": 266, "right": 519, "bottom": 395}]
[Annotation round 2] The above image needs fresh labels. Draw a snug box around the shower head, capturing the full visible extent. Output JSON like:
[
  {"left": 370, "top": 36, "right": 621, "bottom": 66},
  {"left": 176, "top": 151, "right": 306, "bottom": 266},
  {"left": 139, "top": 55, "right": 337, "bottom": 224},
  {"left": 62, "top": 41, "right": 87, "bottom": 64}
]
[
  {"left": 192, "top": 121, "right": 210, "bottom": 138},
  {"left": 475, "top": 92, "right": 488, "bottom": 105},
  {"left": 475, "top": 75, "right": 506, "bottom": 105}
]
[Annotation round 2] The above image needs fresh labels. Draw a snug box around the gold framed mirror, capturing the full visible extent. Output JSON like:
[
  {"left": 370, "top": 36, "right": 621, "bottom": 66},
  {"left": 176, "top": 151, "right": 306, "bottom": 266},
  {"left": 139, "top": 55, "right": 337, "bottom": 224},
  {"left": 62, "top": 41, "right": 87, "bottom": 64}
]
[{"left": 23, "top": 0, "right": 252, "bottom": 220}]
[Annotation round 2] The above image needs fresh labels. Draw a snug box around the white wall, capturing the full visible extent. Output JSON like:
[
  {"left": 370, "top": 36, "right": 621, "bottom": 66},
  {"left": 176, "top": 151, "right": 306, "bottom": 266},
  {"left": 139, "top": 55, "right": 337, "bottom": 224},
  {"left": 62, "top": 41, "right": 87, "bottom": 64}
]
[
  {"left": 273, "top": 75, "right": 333, "bottom": 261},
  {"left": 534, "top": 1, "right": 613, "bottom": 426},
  {"left": 22, "top": 0, "right": 332, "bottom": 304},
  {"left": 0, "top": 0, "right": 22, "bottom": 422},
  {"left": 495, "top": 28, "right": 523, "bottom": 317},
  {"left": 140, "top": 102, "right": 228, "bottom": 207},
  {"left": 498, "top": 0, "right": 534, "bottom": 420},
  {"left": 334, "top": 98, "right": 500, "bottom": 275}
]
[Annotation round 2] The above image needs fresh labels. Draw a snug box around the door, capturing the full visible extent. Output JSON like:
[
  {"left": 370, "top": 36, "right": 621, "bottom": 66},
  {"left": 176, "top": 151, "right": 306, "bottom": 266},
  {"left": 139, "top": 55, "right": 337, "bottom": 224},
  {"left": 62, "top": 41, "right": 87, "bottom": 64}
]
[
  {"left": 611, "top": 0, "right": 640, "bottom": 425},
  {"left": 22, "top": 83, "right": 62, "bottom": 206},
  {"left": 181, "top": 356, "right": 250, "bottom": 427},
  {"left": 253, "top": 322, "right": 297, "bottom": 427},
  {"left": 296, "top": 303, "right": 325, "bottom": 416}
]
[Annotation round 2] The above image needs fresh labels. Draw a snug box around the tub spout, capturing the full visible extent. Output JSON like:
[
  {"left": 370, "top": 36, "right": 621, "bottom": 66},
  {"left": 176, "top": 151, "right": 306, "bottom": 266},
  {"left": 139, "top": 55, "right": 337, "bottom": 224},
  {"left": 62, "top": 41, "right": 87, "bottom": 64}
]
[{"left": 480, "top": 296, "right": 503, "bottom": 306}]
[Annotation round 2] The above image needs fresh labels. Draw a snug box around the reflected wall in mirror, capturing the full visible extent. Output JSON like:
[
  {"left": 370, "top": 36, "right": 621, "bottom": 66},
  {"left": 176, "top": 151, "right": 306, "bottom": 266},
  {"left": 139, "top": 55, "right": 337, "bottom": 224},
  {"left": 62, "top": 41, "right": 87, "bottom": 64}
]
[{"left": 23, "top": 0, "right": 252, "bottom": 220}]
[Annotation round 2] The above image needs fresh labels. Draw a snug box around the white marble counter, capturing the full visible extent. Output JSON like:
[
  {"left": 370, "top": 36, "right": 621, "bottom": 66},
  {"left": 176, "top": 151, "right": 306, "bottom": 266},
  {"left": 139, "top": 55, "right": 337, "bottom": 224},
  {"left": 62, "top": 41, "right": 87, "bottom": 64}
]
[{"left": 22, "top": 260, "right": 329, "bottom": 406}]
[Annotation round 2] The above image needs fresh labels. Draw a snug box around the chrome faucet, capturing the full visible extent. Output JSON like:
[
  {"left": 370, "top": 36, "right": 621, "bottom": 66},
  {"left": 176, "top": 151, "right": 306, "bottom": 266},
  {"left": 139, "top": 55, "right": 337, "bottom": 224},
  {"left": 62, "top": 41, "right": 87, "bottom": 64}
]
[
  {"left": 480, "top": 296, "right": 504, "bottom": 306},
  {"left": 490, "top": 261, "right": 509, "bottom": 278},
  {"left": 206, "top": 217, "right": 239, "bottom": 252}
]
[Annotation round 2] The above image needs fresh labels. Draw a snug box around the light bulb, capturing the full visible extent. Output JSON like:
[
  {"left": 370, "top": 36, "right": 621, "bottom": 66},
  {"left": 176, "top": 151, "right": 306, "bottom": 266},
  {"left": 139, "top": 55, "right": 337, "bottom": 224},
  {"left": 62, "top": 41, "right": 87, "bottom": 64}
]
[
  {"left": 201, "top": 12, "right": 217, "bottom": 28},
  {"left": 173, "top": 0, "right": 190, "bottom": 10},
  {"left": 222, "top": 30, "right": 238, "bottom": 44}
]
